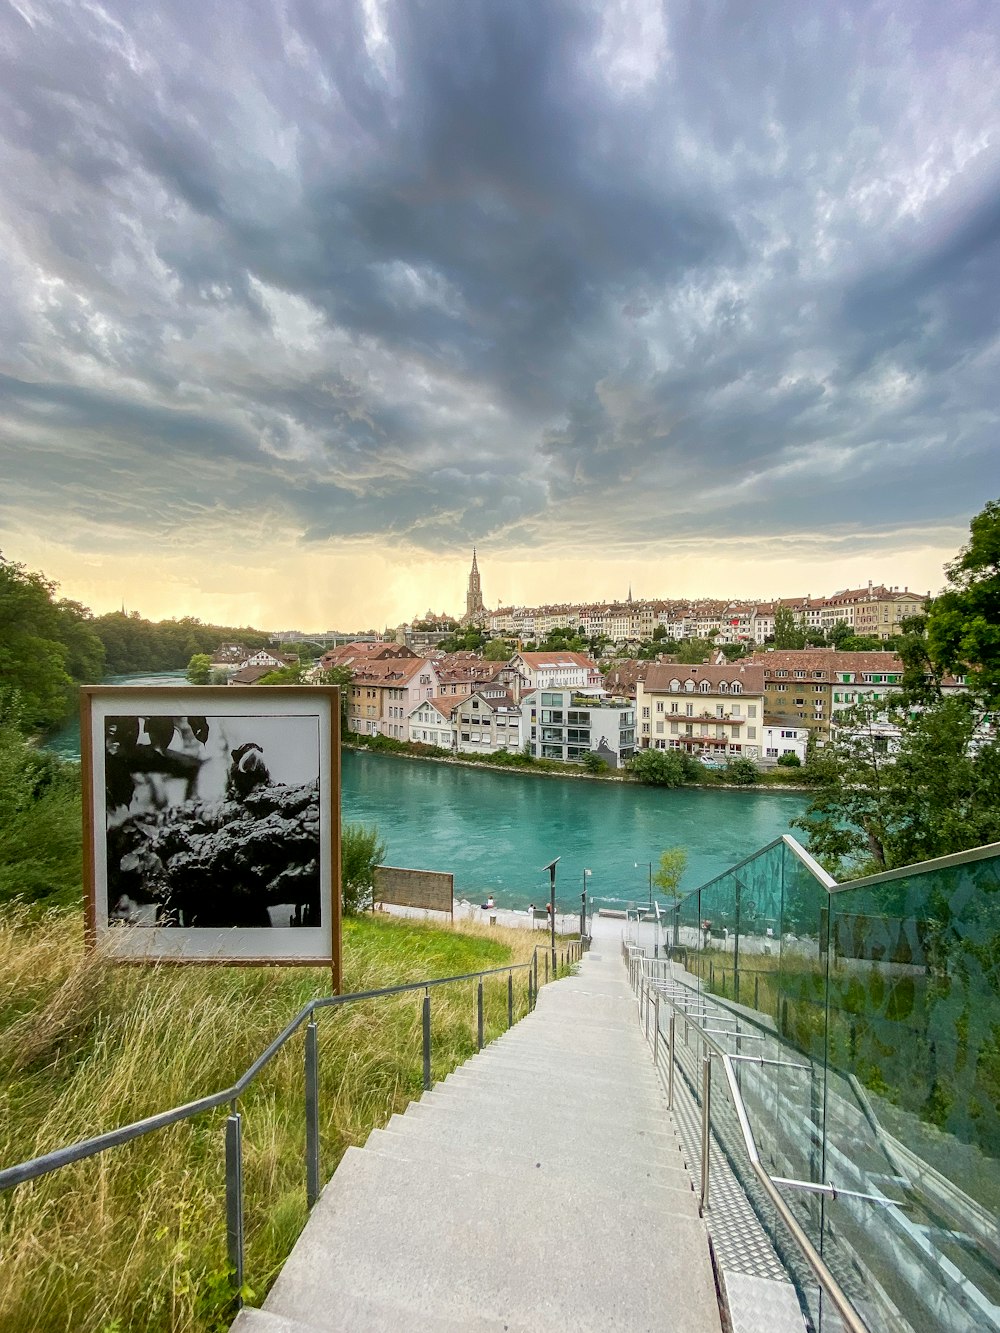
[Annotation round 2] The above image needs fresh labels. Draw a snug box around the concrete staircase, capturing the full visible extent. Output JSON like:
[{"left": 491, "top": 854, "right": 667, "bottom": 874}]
[{"left": 233, "top": 944, "right": 723, "bottom": 1332}]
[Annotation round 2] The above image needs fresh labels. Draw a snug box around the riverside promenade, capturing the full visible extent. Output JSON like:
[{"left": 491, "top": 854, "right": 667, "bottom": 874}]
[{"left": 232, "top": 929, "right": 722, "bottom": 1332}]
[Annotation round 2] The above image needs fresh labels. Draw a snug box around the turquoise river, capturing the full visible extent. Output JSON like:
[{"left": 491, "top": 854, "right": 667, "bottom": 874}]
[{"left": 48, "top": 673, "right": 806, "bottom": 911}]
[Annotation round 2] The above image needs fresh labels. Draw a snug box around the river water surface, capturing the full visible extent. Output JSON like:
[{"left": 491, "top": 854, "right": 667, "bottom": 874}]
[{"left": 49, "top": 673, "right": 806, "bottom": 910}]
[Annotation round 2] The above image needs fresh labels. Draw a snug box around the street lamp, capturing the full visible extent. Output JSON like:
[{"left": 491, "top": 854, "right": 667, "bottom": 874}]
[{"left": 541, "top": 857, "right": 560, "bottom": 976}]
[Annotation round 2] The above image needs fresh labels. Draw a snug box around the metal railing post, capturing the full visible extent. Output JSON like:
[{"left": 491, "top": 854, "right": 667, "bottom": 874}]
[
  {"left": 644, "top": 983, "right": 650, "bottom": 1043},
  {"left": 544, "top": 952, "right": 549, "bottom": 985},
  {"left": 528, "top": 967, "right": 534, "bottom": 1011},
  {"left": 225, "top": 1109, "right": 245, "bottom": 1304},
  {"left": 476, "top": 978, "right": 484, "bottom": 1050},
  {"left": 305, "top": 1021, "right": 320, "bottom": 1210},
  {"left": 700, "top": 1055, "right": 712, "bottom": 1215},
  {"left": 667, "top": 1013, "right": 675, "bottom": 1109},
  {"left": 507, "top": 971, "right": 514, "bottom": 1027},
  {"left": 422, "top": 989, "right": 432, "bottom": 1090},
  {"left": 653, "top": 995, "right": 659, "bottom": 1066}
]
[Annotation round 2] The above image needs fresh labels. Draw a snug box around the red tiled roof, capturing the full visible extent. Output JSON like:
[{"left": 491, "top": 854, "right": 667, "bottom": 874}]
[
  {"left": 643, "top": 662, "right": 766, "bottom": 692},
  {"left": 516, "top": 651, "right": 599, "bottom": 668}
]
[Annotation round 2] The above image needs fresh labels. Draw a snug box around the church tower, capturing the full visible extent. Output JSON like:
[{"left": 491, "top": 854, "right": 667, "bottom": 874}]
[{"left": 464, "top": 548, "right": 485, "bottom": 624}]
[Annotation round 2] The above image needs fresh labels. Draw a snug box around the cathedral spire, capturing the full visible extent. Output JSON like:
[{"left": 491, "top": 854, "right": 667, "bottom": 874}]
[{"left": 464, "top": 547, "right": 485, "bottom": 624}]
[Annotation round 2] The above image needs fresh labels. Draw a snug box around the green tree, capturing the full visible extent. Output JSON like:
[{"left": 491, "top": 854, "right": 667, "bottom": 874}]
[
  {"left": 581, "top": 751, "right": 609, "bottom": 775},
  {"left": 185, "top": 653, "right": 213, "bottom": 684},
  {"left": 316, "top": 665, "right": 353, "bottom": 732},
  {"left": 342, "top": 821, "right": 388, "bottom": 914},
  {"left": 483, "top": 639, "right": 513, "bottom": 661},
  {"left": 626, "top": 748, "right": 698, "bottom": 787},
  {"left": 795, "top": 697, "right": 1000, "bottom": 876},
  {"left": 724, "top": 757, "right": 759, "bottom": 785},
  {"left": 773, "top": 605, "right": 807, "bottom": 649},
  {"left": 0, "top": 711, "right": 82, "bottom": 908},
  {"left": 653, "top": 846, "right": 687, "bottom": 903},
  {"left": 257, "top": 664, "right": 305, "bottom": 685},
  {"left": 925, "top": 497, "right": 1000, "bottom": 707},
  {"left": 675, "top": 637, "right": 716, "bottom": 664},
  {"left": 776, "top": 751, "right": 802, "bottom": 767},
  {"left": 828, "top": 619, "right": 853, "bottom": 649},
  {"left": 437, "top": 627, "right": 487, "bottom": 653},
  {"left": 0, "top": 556, "right": 81, "bottom": 732}
]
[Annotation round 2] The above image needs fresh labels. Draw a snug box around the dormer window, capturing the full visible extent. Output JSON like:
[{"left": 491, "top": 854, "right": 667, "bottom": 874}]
[
  {"left": 719, "top": 682, "right": 729, "bottom": 693},
  {"left": 699, "top": 680, "right": 711, "bottom": 693},
  {"left": 732, "top": 682, "right": 742, "bottom": 694},
  {"left": 670, "top": 679, "right": 681, "bottom": 691},
  {"left": 684, "top": 680, "right": 695, "bottom": 693}
]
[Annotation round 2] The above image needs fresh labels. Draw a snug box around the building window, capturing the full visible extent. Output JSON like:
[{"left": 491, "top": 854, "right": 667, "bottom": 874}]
[{"left": 685, "top": 703, "right": 693, "bottom": 716}]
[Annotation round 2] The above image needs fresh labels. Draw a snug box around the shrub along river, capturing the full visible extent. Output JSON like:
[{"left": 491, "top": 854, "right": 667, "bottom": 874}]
[{"left": 49, "top": 673, "right": 806, "bottom": 910}]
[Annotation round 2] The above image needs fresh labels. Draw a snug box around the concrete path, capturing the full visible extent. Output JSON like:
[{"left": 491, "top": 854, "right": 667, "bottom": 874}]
[{"left": 233, "top": 942, "right": 723, "bottom": 1333}]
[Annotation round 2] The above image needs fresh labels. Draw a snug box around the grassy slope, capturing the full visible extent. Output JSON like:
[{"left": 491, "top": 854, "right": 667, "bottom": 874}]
[{"left": 0, "top": 910, "right": 545, "bottom": 1333}]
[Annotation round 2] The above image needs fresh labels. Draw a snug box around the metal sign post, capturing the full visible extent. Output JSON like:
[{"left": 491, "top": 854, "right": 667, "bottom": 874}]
[{"left": 542, "top": 857, "right": 560, "bottom": 977}]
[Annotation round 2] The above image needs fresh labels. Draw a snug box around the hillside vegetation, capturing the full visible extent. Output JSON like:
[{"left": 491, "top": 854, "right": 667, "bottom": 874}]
[{"left": 0, "top": 908, "right": 545, "bottom": 1333}]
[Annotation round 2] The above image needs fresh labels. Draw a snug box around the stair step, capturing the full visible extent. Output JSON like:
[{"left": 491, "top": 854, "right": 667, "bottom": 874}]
[
  {"left": 263, "top": 1148, "right": 720, "bottom": 1333},
  {"left": 362, "top": 1127, "right": 694, "bottom": 1202},
  {"left": 420, "top": 1082, "right": 668, "bottom": 1120},
  {"left": 441, "top": 1064, "right": 661, "bottom": 1097}
]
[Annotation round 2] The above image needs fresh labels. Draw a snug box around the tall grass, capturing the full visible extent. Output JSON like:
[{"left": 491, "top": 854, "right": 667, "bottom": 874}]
[{"left": 0, "top": 909, "right": 550, "bottom": 1332}]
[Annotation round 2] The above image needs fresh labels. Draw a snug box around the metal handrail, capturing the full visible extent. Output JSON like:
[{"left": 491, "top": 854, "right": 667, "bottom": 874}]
[
  {"left": 0, "top": 935, "right": 587, "bottom": 1307},
  {"left": 0, "top": 957, "right": 539, "bottom": 1191},
  {"left": 624, "top": 944, "right": 868, "bottom": 1333}
]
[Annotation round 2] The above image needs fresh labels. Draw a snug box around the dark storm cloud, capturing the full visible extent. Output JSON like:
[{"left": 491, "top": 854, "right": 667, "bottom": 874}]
[{"left": 0, "top": 0, "right": 998, "bottom": 559}]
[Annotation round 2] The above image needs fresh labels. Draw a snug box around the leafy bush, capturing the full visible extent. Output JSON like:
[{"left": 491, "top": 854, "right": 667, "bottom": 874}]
[
  {"left": 724, "top": 757, "right": 759, "bottom": 785},
  {"left": 626, "top": 748, "right": 698, "bottom": 787},
  {"left": 341, "top": 821, "right": 387, "bottom": 915},
  {"left": 0, "top": 722, "right": 82, "bottom": 909},
  {"left": 777, "top": 752, "right": 802, "bottom": 767},
  {"left": 581, "top": 752, "right": 609, "bottom": 775}
]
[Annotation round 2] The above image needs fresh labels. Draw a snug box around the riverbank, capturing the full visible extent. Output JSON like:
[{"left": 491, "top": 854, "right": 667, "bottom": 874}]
[{"left": 343, "top": 736, "right": 813, "bottom": 791}]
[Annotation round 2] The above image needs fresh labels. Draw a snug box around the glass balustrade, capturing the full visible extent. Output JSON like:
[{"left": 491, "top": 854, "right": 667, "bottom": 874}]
[{"left": 651, "top": 836, "right": 1000, "bottom": 1333}]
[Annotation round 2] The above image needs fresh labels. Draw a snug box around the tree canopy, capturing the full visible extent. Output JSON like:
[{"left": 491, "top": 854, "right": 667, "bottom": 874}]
[
  {"left": 924, "top": 498, "right": 1000, "bottom": 706},
  {"left": 0, "top": 555, "right": 105, "bottom": 732},
  {"left": 794, "top": 497, "right": 1000, "bottom": 877}
]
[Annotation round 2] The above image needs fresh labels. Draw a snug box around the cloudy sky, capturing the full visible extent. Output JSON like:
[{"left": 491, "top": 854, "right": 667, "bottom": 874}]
[{"left": 1, "top": 0, "right": 998, "bottom": 630}]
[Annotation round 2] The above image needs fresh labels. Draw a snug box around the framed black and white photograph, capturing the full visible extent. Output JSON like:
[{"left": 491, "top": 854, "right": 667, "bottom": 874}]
[{"left": 82, "top": 686, "right": 341, "bottom": 977}]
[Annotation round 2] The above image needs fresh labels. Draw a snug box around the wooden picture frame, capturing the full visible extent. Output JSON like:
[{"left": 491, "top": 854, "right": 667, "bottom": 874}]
[{"left": 81, "top": 685, "right": 342, "bottom": 990}]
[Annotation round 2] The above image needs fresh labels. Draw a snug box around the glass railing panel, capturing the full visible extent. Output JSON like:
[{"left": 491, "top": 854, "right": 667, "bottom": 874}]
[{"left": 820, "top": 848, "right": 1000, "bottom": 1332}]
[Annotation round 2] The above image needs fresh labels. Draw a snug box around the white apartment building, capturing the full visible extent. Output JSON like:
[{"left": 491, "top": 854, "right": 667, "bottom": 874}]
[{"left": 522, "top": 689, "right": 636, "bottom": 767}]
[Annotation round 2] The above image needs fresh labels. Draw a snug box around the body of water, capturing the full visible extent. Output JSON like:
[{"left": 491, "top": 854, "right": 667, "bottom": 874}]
[
  {"left": 48, "top": 673, "right": 806, "bottom": 909},
  {"left": 344, "top": 748, "right": 804, "bottom": 910}
]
